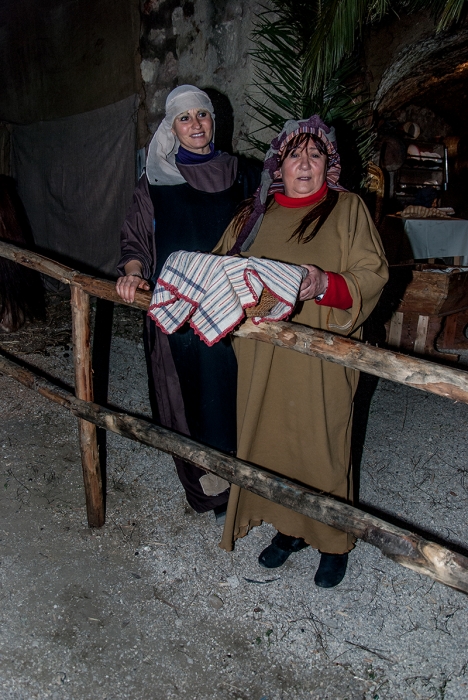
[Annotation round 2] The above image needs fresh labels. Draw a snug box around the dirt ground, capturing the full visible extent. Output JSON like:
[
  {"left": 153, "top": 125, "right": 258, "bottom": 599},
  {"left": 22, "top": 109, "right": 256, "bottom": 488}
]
[{"left": 0, "top": 294, "right": 468, "bottom": 699}]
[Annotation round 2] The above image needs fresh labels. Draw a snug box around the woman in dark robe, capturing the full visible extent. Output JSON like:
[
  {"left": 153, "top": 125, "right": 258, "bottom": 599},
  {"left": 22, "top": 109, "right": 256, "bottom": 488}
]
[{"left": 116, "top": 85, "right": 260, "bottom": 521}]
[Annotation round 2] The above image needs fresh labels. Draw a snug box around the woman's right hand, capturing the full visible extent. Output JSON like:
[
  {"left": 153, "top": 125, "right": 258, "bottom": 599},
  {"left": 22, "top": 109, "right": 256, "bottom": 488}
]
[
  {"left": 299, "top": 264, "right": 328, "bottom": 301},
  {"left": 116, "top": 264, "right": 151, "bottom": 303}
]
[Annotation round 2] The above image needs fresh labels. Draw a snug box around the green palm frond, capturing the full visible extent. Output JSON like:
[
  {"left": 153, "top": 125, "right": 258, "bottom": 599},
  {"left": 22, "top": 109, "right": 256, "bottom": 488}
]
[
  {"left": 246, "top": 1, "right": 374, "bottom": 182},
  {"left": 436, "top": 0, "right": 467, "bottom": 28},
  {"left": 303, "top": 0, "right": 391, "bottom": 95},
  {"left": 248, "top": 9, "right": 307, "bottom": 123}
]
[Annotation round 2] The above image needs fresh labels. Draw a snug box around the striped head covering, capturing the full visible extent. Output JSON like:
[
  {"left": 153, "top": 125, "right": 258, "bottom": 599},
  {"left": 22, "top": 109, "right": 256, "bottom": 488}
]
[{"left": 230, "top": 115, "right": 345, "bottom": 254}]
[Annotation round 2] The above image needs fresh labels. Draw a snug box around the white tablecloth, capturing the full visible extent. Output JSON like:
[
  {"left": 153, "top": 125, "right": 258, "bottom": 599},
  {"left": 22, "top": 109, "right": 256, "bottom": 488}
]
[{"left": 404, "top": 218, "right": 468, "bottom": 262}]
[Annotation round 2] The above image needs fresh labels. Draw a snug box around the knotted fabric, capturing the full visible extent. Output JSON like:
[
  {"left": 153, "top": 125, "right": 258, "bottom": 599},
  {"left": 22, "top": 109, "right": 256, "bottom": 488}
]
[{"left": 148, "top": 251, "right": 305, "bottom": 346}]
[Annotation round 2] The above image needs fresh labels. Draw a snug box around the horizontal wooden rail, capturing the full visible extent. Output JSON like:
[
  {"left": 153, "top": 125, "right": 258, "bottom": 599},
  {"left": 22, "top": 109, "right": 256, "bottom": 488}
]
[
  {"left": 1, "top": 239, "right": 468, "bottom": 404},
  {"left": 0, "top": 240, "right": 150, "bottom": 308},
  {"left": 1, "top": 351, "right": 468, "bottom": 594},
  {"left": 234, "top": 319, "right": 468, "bottom": 404}
]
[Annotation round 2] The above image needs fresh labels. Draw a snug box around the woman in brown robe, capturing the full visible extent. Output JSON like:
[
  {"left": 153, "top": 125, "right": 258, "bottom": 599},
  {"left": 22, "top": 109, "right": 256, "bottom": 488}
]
[{"left": 215, "top": 116, "right": 388, "bottom": 587}]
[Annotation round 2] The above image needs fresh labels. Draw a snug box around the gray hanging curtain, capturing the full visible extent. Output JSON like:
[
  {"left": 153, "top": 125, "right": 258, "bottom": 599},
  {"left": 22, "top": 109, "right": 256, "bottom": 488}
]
[{"left": 11, "top": 95, "right": 138, "bottom": 277}]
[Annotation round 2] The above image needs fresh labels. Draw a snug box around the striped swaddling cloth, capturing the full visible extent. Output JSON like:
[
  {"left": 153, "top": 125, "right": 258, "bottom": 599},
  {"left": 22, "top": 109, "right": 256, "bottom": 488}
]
[{"left": 148, "top": 251, "right": 305, "bottom": 346}]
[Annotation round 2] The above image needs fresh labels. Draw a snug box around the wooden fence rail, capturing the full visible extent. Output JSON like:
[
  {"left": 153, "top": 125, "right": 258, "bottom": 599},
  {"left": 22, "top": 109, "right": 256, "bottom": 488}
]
[
  {"left": 1, "top": 351, "right": 468, "bottom": 593},
  {"left": 2, "top": 240, "right": 468, "bottom": 404},
  {"left": 1, "top": 239, "right": 468, "bottom": 592}
]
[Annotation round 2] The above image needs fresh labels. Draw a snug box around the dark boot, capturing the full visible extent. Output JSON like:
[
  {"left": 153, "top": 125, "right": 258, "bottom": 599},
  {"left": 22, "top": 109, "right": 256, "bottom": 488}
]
[
  {"left": 259, "top": 532, "right": 309, "bottom": 569},
  {"left": 314, "top": 552, "right": 348, "bottom": 588},
  {"left": 213, "top": 502, "right": 228, "bottom": 526}
]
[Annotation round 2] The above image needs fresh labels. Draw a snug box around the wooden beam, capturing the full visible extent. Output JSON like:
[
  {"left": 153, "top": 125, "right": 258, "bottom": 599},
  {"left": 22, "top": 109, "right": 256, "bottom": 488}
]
[
  {"left": 0, "top": 240, "right": 76, "bottom": 284},
  {"left": 1, "top": 351, "right": 468, "bottom": 594},
  {"left": 2, "top": 238, "right": 468, "bottom": 404},
  {"left": 70, "top": 286, "right": 104, "bottom": 527},
  {"left": 233, "top": 319, "right": 468, "bottom": 404},
  {"left": 0, "top": 240, "right": 150, "bottom": 309}
]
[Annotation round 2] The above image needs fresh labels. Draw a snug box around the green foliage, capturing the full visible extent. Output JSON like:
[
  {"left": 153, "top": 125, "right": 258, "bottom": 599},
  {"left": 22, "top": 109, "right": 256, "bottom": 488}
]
[
  {"left": 436, "top": 0, "right": 467, "bottom": 28},
  {"left": 246, "top": 1, "right": 374, "bottom": 185},
  {"left": 246, "top": 0, "right": 468, "bottom": 184},
  {"left": 303, "top": 0, "right": 390, "bottom": 95}
]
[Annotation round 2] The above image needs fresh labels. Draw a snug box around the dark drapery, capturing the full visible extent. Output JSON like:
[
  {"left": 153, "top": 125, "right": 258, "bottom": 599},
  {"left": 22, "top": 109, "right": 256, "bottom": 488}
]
[{"left": 11, "top": 96, "right": 138, "bottom": 276}]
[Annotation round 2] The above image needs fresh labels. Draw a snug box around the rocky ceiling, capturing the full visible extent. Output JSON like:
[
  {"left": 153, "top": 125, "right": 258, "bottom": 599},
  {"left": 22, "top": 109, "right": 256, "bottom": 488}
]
[{"left": 375, "top": 27, "right": 468, "bottom": 134}]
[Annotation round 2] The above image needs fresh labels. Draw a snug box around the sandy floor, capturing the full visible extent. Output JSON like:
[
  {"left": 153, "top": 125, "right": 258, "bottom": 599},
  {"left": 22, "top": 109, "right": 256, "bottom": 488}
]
[{"left": 0, "top": 298, "right": 467, "bottom": 699}]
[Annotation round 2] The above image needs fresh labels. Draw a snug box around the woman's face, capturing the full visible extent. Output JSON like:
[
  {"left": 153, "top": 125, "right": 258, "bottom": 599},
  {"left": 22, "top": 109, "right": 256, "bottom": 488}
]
[
  {"left": 280, "top": 141, "right": 327, "bottom": 198},
  {"left": 172, "top": 108, "right": 213, "bottom": 154}
]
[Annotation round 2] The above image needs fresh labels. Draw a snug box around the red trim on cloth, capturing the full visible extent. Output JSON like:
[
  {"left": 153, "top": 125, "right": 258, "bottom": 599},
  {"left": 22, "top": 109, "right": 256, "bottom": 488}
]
[
  {"left": 148, "top": 252, "right": 304, "bottom": 346},
  {"left": 274, "top": 182, "right": 328, "bottom": 208},
  {"left": 316, "top": 272, "right": 352, "bottom": 309}
]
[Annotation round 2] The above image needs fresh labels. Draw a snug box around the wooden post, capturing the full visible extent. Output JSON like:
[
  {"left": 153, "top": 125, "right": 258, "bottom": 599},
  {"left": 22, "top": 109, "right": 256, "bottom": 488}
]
[
  {"left": 1, "top": 351, "right": 468, "bottom": 594},
  {"left": 70, "top": 285, "right": 104, "bottom": 527},
  {"left": 414, "top": 315, "right": 429, "bottom": 354},
  {"left": 387, "top": 311, "right": 403, "bottom": 348}
]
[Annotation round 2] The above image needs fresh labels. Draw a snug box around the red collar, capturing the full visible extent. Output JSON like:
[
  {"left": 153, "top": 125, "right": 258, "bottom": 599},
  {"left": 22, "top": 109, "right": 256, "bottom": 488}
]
[{"left": 274, "top": 182, "right": 328, "bottom": 208}]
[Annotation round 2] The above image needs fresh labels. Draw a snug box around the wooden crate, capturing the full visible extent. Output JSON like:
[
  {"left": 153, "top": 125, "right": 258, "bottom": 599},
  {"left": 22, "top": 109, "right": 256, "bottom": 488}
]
[
  {"left": 383, "top": 265, "right": 468, "bottom": 360},
  {"left": 397, "top": 265, "right": 468, "bottom": 316}
]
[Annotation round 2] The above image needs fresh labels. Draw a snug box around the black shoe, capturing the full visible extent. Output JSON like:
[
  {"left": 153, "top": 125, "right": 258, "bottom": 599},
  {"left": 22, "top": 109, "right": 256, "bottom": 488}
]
[
  {"left": 258, "top": 532, "right": 309, "bottom": 569},
  {"left": 213, "top": 503, "right": 228, "bottom": 526},
  {"left": 314, "top": 552, "right": 348, "bottom": 588}
]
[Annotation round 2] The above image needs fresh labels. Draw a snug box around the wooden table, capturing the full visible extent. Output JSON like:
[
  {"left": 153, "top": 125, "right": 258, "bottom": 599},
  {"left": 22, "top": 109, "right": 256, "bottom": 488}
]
[{"left": 379, "top": 215, "right": 468, "bottom": 266}]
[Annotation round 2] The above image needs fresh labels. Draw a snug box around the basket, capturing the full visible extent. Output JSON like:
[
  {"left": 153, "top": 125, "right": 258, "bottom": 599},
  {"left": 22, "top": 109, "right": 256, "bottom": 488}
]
[{"left": 245, "top": 288, "right": 278, "bottom": 318}]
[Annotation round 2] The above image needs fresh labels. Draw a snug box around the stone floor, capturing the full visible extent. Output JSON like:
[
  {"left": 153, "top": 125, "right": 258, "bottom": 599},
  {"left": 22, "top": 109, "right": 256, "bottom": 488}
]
[{"left": 0, "top": 296, "right": 467, "bottom": 699}]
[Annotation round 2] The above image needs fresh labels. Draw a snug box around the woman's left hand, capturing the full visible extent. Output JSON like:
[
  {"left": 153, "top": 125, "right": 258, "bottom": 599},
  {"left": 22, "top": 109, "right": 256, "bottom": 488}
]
[{"left": 299, "top": 265, "right": 328, "bottom": 301}]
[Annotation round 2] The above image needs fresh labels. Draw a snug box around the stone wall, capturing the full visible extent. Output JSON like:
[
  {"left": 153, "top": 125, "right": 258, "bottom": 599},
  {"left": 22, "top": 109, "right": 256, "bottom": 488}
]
[
  {"left": 138, "top": 2, "right": 468, "bottom": 151},
  {"left": 139, "top": 0, "right": 262, "bottom": 153}
]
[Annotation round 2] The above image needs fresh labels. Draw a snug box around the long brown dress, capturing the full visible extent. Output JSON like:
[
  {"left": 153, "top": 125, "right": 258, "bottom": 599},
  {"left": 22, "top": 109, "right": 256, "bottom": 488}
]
[{"left": 214, "top": 192, "right": 389, "bottom": 554}]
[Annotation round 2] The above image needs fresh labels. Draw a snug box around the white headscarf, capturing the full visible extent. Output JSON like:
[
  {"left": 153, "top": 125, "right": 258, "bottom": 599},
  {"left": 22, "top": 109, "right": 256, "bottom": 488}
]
[{"left": 146, "top": 85, "right": 215, "bottom": 186}]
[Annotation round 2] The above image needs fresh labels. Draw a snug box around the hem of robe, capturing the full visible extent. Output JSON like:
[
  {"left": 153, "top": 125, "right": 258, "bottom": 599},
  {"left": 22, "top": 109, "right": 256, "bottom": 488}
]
[{"left": 219, "top": 485, "right": 355, "bottom": 554}]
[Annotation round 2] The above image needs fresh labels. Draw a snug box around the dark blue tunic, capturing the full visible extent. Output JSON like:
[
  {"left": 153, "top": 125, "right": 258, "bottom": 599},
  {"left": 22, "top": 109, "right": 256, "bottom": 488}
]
[
  {"left": 146, "top": 160, "right": 260, "bottom": 511},
  {"left": 150, "top": 182, "right": 240, "bottom": 457}
]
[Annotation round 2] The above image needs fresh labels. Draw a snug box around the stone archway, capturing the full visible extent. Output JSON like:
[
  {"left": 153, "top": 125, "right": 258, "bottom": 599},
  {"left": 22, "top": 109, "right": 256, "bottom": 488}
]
[
  {"left": 369, "top": 22, "right": 468, "bottom": 216},
  {"left": 374, "top": 26, "right": 468, "bottom": 135}
]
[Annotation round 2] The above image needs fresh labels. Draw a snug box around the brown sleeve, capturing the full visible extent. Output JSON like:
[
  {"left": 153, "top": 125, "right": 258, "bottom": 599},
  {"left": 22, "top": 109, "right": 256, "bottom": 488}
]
[
  {"left": 326, "top": 195, "right": 389, "bottom": 335},
  {"left": 117, "top": 175, "right": 156, "bottom": 279}
]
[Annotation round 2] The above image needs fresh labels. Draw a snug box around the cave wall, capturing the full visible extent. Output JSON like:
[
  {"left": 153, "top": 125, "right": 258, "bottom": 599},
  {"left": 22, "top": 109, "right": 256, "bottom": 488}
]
[
  {"left": 139, "top": 0, "right": 261, "bottom": 152},
  {"left": 365, "top": 13, "right": 468, "bottom": 139},
  {"left": 364, "top": 12, "right": 436, "bottom": 105},
  {"left": 0, "top": 0, "right": 141, "bottom": 124}
]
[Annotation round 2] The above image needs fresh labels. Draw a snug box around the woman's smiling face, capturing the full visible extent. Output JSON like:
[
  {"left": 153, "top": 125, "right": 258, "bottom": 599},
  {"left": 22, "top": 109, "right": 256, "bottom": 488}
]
[
  {"left": 172, "top": 108, "right": 213, "bottom": 154},
  {"left": 280, "top": 141, "right": 327, "bottom": 198}
]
